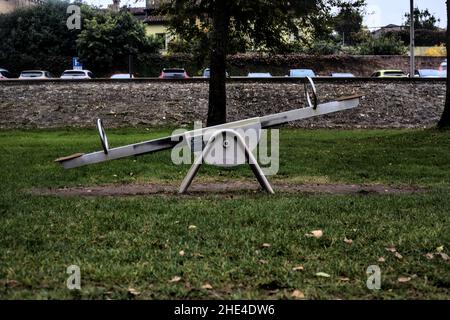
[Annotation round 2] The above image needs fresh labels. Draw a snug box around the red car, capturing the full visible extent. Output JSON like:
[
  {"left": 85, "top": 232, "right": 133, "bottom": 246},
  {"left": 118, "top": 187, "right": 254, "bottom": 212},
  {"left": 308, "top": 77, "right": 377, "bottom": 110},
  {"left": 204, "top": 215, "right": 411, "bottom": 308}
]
[{"left": 159, "top": 68, "right": 189, "bottom": 79}]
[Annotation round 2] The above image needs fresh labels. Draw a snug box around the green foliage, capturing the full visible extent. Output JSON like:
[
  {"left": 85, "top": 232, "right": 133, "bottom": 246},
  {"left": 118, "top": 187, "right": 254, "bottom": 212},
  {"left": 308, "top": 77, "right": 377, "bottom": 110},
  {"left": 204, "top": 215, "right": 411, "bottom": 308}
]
[
  {"left": 76, "top": 11, "right": 162, "bottom": 74},
  {"left": 1, "top": 128, "right": 450, "bottom": 299},
  {"left": 404, "top": 8, "right": 440, "bottom": 30},
  {"left": 384, "top": 29, "right": 447, "bottom": 47},
  {"left": 0, "top": 0, "right": 79, "bottom": 75},
  {"left": 161, "top": 0, "right": 334, "bottom": 62},
  {"left": 358, "top": 35, "right": 407, "bottom": 55},
  {"left": 333, "top": 0, "right": 366, "bottom": 45}
]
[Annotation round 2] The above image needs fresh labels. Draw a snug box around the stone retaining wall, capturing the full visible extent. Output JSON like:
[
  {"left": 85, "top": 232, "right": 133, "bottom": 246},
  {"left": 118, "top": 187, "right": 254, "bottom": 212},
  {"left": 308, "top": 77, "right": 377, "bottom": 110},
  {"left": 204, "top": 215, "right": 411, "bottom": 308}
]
[{"left": 0, "top": 78, "right": 445, "bottom": 129}]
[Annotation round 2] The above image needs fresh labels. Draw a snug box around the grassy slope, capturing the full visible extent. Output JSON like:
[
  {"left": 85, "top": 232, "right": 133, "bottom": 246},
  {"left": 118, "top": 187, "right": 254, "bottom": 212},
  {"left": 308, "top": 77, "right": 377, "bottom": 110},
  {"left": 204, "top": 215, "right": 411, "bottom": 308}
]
[{"left": 0, "top": 128, "right": 449, "bottom": 299}]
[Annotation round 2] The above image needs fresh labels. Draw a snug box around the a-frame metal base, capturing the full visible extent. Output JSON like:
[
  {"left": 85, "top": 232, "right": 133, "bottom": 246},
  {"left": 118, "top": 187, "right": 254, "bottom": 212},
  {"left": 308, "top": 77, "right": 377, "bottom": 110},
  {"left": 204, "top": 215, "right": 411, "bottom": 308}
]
[{"left": 179, "top": 129, "right": 274, "bottom": 194}]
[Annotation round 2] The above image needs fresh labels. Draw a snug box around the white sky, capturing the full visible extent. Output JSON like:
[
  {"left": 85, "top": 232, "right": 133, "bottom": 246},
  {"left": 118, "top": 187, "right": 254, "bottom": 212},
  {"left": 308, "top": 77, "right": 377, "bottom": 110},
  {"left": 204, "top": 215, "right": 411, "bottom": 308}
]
[
  {"left": 84, "top": 0, "right": 145, "bottom": 9},
  {"left": 364, "top": 0, "right": 446, "bottom": 30},
  {"left": 84, "top": 0, "right": 447, "bottom": 30}
]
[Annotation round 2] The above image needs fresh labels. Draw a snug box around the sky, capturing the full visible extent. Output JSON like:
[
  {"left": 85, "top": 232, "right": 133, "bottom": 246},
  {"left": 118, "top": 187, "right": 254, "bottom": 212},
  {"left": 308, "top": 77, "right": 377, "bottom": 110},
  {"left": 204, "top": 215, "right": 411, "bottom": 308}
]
[
  {"left": 364, "top": 0, "right": 446, "bottom": 30},
  {"left": 85, "top": 0, "right": 447, "bottom": 31}
]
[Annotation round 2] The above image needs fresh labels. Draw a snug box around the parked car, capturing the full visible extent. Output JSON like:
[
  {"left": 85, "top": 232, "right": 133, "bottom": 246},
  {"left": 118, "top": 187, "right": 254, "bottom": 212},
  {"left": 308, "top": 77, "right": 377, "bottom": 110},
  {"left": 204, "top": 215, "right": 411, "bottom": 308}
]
[
  {"left": 159, "top": 68, "right": 189, "bottom": 79},
  {"left": 111, "top": 73, "right": 134, "bottom": 79},
  {"left": 331, "top": 72, "right": 355, "bottom": 78},
  {"left": 60, "top": 70, "right": 94, "bottom": 79},
  {"left": 439, "top": 59, "right": 447, "bottom": 72},
  {"left": 202, "top": 68, "right": 230, "bottom": 78},
  {"left": 289, "top": 69, "right": 316, "bottom": 78},
  {"left": 371, "top": 70, "right": 408, "bottom": 78},
  {"left": 247, "top": 72, "right": 272, "bottom": 78},
  {"left": 19, "top": 70, "right": 53, "bottom": 79},
  {"left": 0, "top": 68, "right": 11, "bottom": 79},
  {"left": 414, "top": 69, "right": 445, "bottom": 78}
]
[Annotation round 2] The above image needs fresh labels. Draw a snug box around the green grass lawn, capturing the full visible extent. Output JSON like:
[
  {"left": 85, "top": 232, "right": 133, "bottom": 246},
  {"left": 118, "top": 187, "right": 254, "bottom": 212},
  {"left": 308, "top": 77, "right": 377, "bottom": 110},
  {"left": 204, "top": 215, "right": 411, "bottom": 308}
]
[{"left": 0, "top": 128, "right": 449, "bottom": 299}]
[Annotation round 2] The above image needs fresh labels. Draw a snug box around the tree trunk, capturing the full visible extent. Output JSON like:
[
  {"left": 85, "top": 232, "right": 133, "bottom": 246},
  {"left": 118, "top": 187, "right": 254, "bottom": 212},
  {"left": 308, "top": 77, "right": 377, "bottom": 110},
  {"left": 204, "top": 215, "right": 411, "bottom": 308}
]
[
  {"left": 207, "top": 1, "right": 230, "bottom": 127},
  {"left": 438, "top": 0, "right": 450, "bottom": 129}
]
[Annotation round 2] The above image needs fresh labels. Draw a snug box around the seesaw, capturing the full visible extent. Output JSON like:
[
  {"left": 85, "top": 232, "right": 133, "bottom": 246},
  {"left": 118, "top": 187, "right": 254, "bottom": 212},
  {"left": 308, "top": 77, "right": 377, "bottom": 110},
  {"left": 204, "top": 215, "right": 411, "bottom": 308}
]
[{"left": 56, "top": 77, "right": 362, "bottom": 194}]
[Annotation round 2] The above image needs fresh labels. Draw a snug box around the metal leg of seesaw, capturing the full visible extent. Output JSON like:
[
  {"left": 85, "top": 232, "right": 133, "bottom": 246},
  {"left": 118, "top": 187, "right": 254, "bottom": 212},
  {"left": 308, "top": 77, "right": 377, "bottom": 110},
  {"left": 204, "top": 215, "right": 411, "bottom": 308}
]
[{"left": 179, "top": 129, "right": 274, "bottom": 194}]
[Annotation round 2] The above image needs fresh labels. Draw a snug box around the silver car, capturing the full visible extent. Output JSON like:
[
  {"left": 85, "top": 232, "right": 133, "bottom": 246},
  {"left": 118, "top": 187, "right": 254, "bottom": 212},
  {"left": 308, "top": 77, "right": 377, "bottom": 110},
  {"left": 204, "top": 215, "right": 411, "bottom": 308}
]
[
  {"left": 331, "top": 73, "right": 355, "bottom": 78},
  {"left": 247, "top": 72, "right": 272, "bottom": 78},
  {"left": 0, "top": 68, "right": 11, "bottom": 80},
  {"left": 289, "top": 69, "right": 316, "bottom": 78},
  {"left": 19, "top": 70, "right": 53, "bottom": 80},
  {"left": 111, "top": 73, "right": 134, "bottom": 79},
  {"left": 414, "top": 69, "right": 446, "bottom": 78}
]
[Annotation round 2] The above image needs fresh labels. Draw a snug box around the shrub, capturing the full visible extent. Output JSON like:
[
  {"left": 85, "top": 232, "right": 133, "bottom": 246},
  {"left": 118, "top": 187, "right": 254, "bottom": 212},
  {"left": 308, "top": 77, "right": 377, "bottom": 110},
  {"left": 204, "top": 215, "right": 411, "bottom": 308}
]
[
  {"left": 384, "top": 29, "right": 447, "bottom": 46},
  {"left": 358, "top": 35, "right": 407, "bottom": 55}
]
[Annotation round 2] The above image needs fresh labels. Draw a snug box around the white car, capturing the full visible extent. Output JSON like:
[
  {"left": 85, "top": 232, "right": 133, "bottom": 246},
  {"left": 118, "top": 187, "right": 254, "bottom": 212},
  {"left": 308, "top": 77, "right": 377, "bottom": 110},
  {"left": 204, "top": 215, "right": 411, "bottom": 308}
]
[
  {"left": 60, "top": 70, "right": 94, "bottom": 79},
  {"left": 19, "top": 70, "right": 53, "bottom": 80},
  {"left": 440, "top": 60, "right": 447, "bottom": 72},
  {"left": 110, "top": 73, "right": 134, "bottom": 79},
  {"left": 289, "top": 69, "right": 316, "bottom": 77},
  {"left": 0, "top": 68, "right": 11, "bottom": 80},
  {"left": 414, "top": 69, "right": 445, "bottom": 78}
]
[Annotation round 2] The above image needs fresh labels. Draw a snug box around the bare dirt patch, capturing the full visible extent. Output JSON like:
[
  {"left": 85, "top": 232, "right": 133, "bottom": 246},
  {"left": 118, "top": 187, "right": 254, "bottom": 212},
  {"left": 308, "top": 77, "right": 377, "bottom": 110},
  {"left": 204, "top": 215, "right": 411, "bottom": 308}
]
[{"left": 30, "top": 181, "right": 425, "bottom": 197}]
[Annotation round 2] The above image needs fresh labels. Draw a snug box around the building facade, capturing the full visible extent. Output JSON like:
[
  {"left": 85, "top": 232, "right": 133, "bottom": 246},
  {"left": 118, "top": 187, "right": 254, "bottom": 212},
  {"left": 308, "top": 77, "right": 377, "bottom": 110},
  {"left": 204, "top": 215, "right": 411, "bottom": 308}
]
[
  {"left": 0, "top": 0, "right": 44, "bottom": 14},
  {"left": 144, "top": 0, "right": 170, "bottom": 51}
]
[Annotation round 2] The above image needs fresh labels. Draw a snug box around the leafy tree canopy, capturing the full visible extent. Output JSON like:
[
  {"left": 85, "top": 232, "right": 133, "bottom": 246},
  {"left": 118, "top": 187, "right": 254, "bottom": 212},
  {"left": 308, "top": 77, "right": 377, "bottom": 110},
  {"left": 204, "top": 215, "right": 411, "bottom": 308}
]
[
  {"left": 333, "top": 0, "right": 366, "bottom": 45},
  {"left": 76, "top": 11, "right": 162, "bottom": 74},
  {"left": 160, "top": 0, "right": 340, "bottom": 125},
  {"left": 404, "top": 8, "right": 440, "bottom": 30},
  {"left": 161, "top": 0, "right": 337, "bottom": 56},
  {"left": 0, "top": 1, "right": 160, "bottom": 75},
  {"left": 0, "top": 0, "right": 81, "bottom": 74}
]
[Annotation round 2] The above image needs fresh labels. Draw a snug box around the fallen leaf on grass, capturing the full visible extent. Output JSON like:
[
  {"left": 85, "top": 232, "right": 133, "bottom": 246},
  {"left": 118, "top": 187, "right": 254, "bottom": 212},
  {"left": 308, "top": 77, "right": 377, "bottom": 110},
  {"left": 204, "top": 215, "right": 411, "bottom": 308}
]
[
  {"left": 259, "top": 259, "right": 269, "bottom": 265},
  {"left": 398, "top": 277, "right": 411, "bottom": 283},
  {"left": 378, "top": 257, "right": 386, "bottom": 263},
  {"left": 315, "top": 272, "right": 331, "bottom": 278},
  {"left": 169, "top": 276, "right": 182, "bottom": 283},
  {"left": 338, "top": 277, "right": 350, "bottom": 282},
  {"left": 201, "top": 283, "right": 213, "bottom": 290},
  {"left": 193, "top": 252, "right": 204, "bottom": 258},
  {"left": 291, "top": 290, "right": 305, "bottom": 299},
  {"left": 385, "top": 246, "right": 397, "bottom": 253},
  {"left": 188, "top": 225, "right": 197, "bottom": 230},
  {"left": 439, "top": 252, "right": 449, "bottom": 261},
  {"left": 262, "top": 243, "right": 272, "bottom": 248},
  {"left": 128, "top": 288, "right": 141, "bottom": 296},
  {"left": 5, "top": 280, "right": 20, "bottom": 288},
  {"left": 394, "top": 252, "right": 403, "bottom": 260},
  {"left": 344, "top": 237, "right": 353, "bottom": 245},
  {"left": 436, "top": 246, "right": 444, "bottom": 253},
  {"left": 424, "top": 253, "right": 434, "bottom": 260},
  {"left": 385, "top": 246, "right": 403, "bottom": 259},
  {"left": 179, "top": 250, "right": 185, "bottom": 256},
  {"left": 306, "top": 230, "right": 323, "bottom": 238},
  {"left": 292, "top": 265, "right": 304, "bottom": 271}
]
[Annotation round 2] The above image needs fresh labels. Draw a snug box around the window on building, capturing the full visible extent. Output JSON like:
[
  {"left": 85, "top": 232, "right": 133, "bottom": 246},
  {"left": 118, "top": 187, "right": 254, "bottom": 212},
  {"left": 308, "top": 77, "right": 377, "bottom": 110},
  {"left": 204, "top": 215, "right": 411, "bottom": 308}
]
[{"left": 156, "top": 33, "right": 167, "bottom": 50}]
